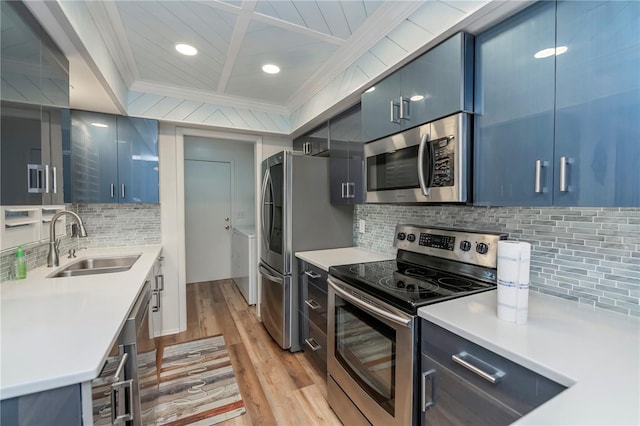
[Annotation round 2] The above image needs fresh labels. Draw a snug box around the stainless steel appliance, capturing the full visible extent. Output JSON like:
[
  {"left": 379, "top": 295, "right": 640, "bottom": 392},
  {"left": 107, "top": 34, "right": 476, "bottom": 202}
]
[
  {"left": 91, "top": 282, "right": 155, "bottom": 425},
  {"left": 364, "top": 112, "right": 471, "bottom": 203},
  {"left": 121, "top": 281, "right": 157, "bottom": 425},
  {"left": 260, "top": 151, "right": 353, "bottom": 352},
  {"left": 327, "top": 225, "right": 507, "bottom": 426}
]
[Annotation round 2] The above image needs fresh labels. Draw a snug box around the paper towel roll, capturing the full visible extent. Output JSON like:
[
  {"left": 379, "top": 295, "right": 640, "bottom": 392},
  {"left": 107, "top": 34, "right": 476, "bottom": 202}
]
[{"left": 497, "top": 240, "right": 531, "bottom": 325}]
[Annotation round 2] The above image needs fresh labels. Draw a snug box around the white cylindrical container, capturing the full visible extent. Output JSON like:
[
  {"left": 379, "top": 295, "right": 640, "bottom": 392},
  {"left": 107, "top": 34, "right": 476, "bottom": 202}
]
[{"left": 496, "top": 240, "right": 531, "bottom": 324}]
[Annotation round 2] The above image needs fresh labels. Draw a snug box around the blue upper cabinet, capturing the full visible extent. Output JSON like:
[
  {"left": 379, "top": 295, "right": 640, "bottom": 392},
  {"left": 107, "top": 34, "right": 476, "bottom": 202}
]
[
  {"left": 554, "top": 0, "right": 640, "bottom": 206},
  {"left": 362, "top": 32, "right": 473, "bottom": 142},
  {"left": 474, "top": 2, "right": 557, "bottom": 206},
  {"left": 474, "top": 0, "right": 639, "bottom": 207},
  {"left": 69, "top": 111, "right": 158, "bottom": 203}
]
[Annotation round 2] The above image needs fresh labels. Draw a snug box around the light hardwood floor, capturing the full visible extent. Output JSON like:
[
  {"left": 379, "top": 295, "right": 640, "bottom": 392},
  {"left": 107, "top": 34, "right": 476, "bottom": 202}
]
[{"left": 155, "top": 279, "right": 342, "bottom": 426}]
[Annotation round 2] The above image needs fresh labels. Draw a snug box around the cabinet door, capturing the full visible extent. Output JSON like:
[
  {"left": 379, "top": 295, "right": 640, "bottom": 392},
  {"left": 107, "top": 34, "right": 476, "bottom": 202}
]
[
  {"left": 361, "top": 72, "right": 401, "bottom": 141},
  {"left": 473, "top": 2, "right": 557, "bottom": 206},
  {"left": 330, "top": 105, "right": 364, "bottom": 204},
  {"left": 554, "top": 0, "right": 640, "bottom": 206},
  {"left": 116, "top": 116, "right": 159, "bottom": 203},
  {"left": 70, "top": 110, "right": 118, "bottom": 203},
  {"left": 403, "top": 33, "right": 473, "bottom": 127}
]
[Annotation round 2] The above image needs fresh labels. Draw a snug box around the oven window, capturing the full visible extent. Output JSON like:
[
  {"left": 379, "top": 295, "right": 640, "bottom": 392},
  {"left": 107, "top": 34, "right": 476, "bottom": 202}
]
[
  {"left": 366, "top": 145, "right": 420, "bottom": 191},
  {"left": 335, "top": 300, "right": 396, "bottom": 416}
]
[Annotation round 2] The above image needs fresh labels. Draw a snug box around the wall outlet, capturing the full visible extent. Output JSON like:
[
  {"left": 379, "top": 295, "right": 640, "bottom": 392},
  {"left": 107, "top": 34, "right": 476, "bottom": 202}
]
[{"left": 358, "top": 219, "right": 365, "bottom": 233}]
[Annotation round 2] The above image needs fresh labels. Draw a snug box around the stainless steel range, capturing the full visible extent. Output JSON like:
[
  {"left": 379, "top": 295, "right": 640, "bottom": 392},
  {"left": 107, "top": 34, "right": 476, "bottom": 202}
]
[{"left": 326, "top": 224, "right": 507, "bottom": 426}]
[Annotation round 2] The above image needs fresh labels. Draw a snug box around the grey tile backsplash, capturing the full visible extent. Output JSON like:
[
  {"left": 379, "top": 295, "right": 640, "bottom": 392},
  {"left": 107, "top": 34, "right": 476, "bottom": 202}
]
[
  {"left": 354, "top": 205, "right": 640, "bottom": 317},
  {"left": 0, "top": 204, "right": 161, "bottom": 282}
]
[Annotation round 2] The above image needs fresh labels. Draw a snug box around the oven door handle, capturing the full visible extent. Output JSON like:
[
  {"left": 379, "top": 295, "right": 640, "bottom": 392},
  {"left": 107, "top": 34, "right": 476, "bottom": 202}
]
[{"left": 328, "top": 278, "right": 412, "bottom": 328}]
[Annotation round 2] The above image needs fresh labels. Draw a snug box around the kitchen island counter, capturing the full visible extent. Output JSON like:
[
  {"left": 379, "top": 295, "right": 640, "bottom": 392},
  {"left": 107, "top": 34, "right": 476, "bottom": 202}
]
[
  {"left": 295, "top": 246, "right": 394, "bottom": 271},
  {"left": 0, "top": 245, "right": 162, "bottom": 399},
  {"left": 418, "top": 290, "right": 640, "bottom": 425}
]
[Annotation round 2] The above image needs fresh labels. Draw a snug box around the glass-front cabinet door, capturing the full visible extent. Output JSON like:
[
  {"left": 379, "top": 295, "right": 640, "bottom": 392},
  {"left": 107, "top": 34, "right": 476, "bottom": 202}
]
[{"left": 116, "top": 116, "right": 159, "bottom": 203}]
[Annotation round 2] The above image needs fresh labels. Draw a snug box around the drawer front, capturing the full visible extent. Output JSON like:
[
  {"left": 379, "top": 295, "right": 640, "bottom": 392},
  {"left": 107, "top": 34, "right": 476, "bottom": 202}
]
[
  {"left": 301, "top": 262, "right": 328, "bottom": 292},
  {"left": 304, "top": 280, "right": 328, "bottom": 331},
  {"left": 421, "top": 320, "right": 566, "bottom": 416},
  {"left": 300, "top": 313, "right": 328, "bottom": 376},
  {"left": 421, "top": 354, "right": 519, "bottom": 426}
]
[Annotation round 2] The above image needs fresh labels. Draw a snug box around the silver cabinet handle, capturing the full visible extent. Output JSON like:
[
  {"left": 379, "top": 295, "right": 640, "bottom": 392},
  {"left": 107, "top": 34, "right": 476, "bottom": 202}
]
[
  {"left": 559, "top": 156, "right": 569, "bottom": 192},
  {"left": 304, "top": 338, "right": 321, "bottom": 351},
  {"left": 534, "top": 160, "right": 548, "bottom": 193},
  {"left": 304, "top": 270, "right": 321, "bottom": 279},
  {"left": 304, "top": 299, "right": 321, "bottom": 310},
  {"left": 155, "top": 274, "right": 164, "bottom": 291},
  {"left": 121, "top": 183, "right": 126, "bottom": 199},
  {"left": 451, "top": 352, "right": 505, "bottom": 384},
  {"left": 399, "top": 96, "right": 411, "bottom": 120},
  {"left": 110, "top": 184, "right": 115, "bottom": 198},
  {"left": 421, "top": 369, "right": 436, "bottom": 412},
  {"left": 111, "top": 378, "right": 134, "bottom": 424},
  {"left": 52, "top": 166, "right": 57, "bottom": 194},
  {"left": 152, "top": 290, "right": 161, "bottom": 312},
  {"left": 341, "top": 182, "right": 346, "bottom": 199},
  {"left": 390, "top": 101, "right": 400, "bottom": 124},
  {"left": 347, "top": 182, "right": 355, "bottom": 198},
  {"left": 45, "top": 164, "right": 50, "bottom": 193}
]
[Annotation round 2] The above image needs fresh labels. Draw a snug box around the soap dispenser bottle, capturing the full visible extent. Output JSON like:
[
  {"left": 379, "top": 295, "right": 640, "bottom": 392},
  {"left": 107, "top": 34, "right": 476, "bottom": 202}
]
[{"left": 15, "top": 245, "right": 27, "bottom": 280}]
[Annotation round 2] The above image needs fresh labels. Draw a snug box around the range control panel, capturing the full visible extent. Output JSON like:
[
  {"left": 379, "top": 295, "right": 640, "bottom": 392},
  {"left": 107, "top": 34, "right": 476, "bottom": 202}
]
[{"left": 394, "top": 224, "right": 508, "bottom": 268}]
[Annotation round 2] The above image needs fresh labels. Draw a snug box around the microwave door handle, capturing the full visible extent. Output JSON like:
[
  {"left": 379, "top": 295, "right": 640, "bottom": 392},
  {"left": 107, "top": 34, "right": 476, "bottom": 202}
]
[{"left": 417, "top": 132, "right": 431, "bottom": 196}]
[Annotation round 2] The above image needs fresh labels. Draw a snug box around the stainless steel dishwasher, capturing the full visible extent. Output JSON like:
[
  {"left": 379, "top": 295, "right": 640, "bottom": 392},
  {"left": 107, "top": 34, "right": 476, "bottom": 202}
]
[{"left": 121, "top": 280, "right": 158, "bottom": 425}]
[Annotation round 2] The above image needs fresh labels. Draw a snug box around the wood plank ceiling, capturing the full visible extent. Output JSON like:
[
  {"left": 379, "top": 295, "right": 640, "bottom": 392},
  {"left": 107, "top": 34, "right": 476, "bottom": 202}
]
[{"left": 93, "top": 0, "right": 390, "bottom": 108}]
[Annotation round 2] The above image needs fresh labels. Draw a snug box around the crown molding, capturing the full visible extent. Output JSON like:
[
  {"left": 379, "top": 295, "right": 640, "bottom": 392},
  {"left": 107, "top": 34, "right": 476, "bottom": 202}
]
[
  {"left": 285, "top": 1, "right": 424, "bottom": 111},
  {"left": 130, "top": 80, "right": 290, "bottom": 116}
]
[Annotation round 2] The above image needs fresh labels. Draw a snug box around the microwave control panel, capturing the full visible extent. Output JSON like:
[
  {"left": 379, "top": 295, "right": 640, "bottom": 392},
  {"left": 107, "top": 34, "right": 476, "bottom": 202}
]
[{"left": 432, "top": 136, "right": 454, "bottom": 187}]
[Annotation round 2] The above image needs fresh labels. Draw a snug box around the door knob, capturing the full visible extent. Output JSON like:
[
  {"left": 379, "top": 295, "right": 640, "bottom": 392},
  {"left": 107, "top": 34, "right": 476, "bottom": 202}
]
[{"left": 225, "top": 225, "right": 230, "bottom": 230}]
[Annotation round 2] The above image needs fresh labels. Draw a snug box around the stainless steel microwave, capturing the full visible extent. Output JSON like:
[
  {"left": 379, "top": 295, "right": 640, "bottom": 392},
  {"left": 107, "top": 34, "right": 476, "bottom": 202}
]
[{"left": 364, "top": 112, "right": 471, "bottom": 203}]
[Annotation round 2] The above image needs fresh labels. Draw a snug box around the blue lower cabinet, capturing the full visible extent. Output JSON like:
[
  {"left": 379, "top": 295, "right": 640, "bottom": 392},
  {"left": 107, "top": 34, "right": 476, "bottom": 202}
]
[{"left": 474, "top": 0, "right": 640, "bottom": 207}]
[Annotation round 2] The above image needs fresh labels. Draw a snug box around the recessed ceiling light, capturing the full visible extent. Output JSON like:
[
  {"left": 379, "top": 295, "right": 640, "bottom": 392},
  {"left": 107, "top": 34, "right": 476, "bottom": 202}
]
[
  {"left": 91, "top": 122, "right": 109, "bottom": 128},
  {"left": 364, "top": 87, "right": 375, "bottom": 93},
  {"left": 175, "top": 43, "right": 198, "bottom": 56},
  {"left": 410, "top": 95, "right": 424, "bottom": 101},
  {"left": 534, "top": 46, "right": 568, "bottom": 59},
  {"left": 262, "top": 64, "right": 280, "bottom": 74}
]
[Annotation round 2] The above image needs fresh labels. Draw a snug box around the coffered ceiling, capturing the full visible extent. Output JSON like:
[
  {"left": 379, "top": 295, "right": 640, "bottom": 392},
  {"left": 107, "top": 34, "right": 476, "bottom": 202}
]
[{"left": 23, "top": 0, "right": 530, "bottom": 132}]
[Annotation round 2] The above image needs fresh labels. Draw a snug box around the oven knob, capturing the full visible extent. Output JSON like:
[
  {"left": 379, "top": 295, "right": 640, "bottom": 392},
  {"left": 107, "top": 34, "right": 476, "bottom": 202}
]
[
  {"left": 460, "top": 240, "right": 471, "bottom": 251},
  {"left": 397, "top": 281, "right": 405, "bottom": 288},
  {"left": 476, "top": 242, "right": 489, "bottom": 255},
  {"left": 397, "top": 232, "right": 406, "bottom": 241},
  {"left": 407, "top": 234, "right": 416, "bottom": 242}
]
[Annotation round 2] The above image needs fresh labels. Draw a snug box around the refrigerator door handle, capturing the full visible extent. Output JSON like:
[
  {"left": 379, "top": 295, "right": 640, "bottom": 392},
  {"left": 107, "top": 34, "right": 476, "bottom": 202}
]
[
  {"left": 261, "top": 168, "right": 271, "bottom": 249},
  {"left": 259, "top": 264, "right": 283, "bottom": 284}
]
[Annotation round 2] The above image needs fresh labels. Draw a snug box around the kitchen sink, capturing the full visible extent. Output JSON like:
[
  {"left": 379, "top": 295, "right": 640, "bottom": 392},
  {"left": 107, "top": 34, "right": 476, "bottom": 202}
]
[{"left": 47, "top": 254, "right": 141, "bottom": 278}]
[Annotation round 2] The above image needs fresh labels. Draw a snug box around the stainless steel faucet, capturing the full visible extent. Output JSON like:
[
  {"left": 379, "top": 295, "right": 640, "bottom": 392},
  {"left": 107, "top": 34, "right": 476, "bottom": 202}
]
[{"left": 47, "top": 211, "right": 88, "bottom": 267}]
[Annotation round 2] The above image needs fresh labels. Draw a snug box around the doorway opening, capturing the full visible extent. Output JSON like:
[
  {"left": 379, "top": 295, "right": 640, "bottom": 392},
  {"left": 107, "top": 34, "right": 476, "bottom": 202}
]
[{"left": 183, "top": 136, "right": 255, "bottom": 284}]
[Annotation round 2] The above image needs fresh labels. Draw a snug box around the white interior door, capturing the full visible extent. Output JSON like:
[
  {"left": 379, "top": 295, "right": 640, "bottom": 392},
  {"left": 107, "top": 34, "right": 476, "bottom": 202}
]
[{"left": 185, "top": 160, "right": 232, "bottom": 283}]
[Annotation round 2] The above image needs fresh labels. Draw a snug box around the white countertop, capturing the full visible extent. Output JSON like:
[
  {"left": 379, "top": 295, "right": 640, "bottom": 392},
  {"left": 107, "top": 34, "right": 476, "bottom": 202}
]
[
  {"left": 295, "top": 247, "right": 395, "bottom": 271},
  {"left": 418, "top": 290, "right": 640, "bottom": 425},
  {"left": 0, "top": 245, "right": 162, "bottom": 400}
]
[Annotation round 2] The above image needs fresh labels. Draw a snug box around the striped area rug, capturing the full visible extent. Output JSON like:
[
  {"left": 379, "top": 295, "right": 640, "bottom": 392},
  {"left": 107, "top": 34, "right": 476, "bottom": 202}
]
[{"left": 153, "top": 335, "right": 246, "bottom": 425}]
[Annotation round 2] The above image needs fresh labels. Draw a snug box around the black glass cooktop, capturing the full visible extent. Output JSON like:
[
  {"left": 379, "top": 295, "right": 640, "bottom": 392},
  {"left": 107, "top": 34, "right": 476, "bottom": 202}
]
[{"left": 328, "top": 259, "right": 496, "bottom": 315}]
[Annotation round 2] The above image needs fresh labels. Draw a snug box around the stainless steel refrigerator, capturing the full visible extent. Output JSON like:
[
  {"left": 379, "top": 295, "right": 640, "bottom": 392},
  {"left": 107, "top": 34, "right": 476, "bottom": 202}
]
[{"left": 259, "top": 151, "right": 353, "bottom": 352}]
